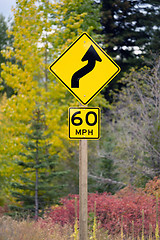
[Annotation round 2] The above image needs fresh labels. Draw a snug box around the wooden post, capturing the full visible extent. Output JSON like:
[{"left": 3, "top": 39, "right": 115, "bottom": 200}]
[{"left": 79, "top": 139, "right": 88, "bottom": 240}]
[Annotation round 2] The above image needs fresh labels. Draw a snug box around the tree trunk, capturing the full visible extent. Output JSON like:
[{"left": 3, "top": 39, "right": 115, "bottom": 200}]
[
  {"left": 35, "top": 138, "right": 39, "bottom": 221},
  {"left": 35, "top": 168, "right": 38, "bottom": 221}
]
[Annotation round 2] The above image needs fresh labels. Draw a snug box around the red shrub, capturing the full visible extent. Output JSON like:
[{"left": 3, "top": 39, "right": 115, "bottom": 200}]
[
  {"left": 41, "top": 187, "right": 160, "bottom": 237},
  {"left": 144, "top": 176, "right": 160, "bottom": 197}
]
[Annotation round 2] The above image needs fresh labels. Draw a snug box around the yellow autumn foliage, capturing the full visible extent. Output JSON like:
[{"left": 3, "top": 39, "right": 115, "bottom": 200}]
[{"left": 0, "top": 0, "right": 106, "bottom": 199}]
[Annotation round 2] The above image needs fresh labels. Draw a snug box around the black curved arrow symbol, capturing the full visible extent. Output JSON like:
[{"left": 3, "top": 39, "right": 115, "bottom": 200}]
[{"left": 71, "top": 45, "right": 102, "bottom": 88}]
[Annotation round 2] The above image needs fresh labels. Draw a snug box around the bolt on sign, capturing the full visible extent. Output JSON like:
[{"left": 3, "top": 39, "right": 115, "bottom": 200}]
[
  {"left": 69, "top": 107, "right": 100, "bottom": 140},
  {"left": 49, "top": 32, "right": 121, "bottom": 105}
]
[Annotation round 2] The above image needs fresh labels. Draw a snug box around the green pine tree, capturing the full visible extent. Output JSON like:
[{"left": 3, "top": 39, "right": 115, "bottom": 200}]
[
  {"left": 100, "top": 0, "right": 160, "bottom": 71},
  {"left": 0, "top": 14, "right": 8, "bottom": 73},
  {"left": 99, "top": 0, "right": 160, "bottom": 102},
  {"left": 10, "top": 108, "right": 67, "bottom": 219},
  {"left": 97, "top": 155, "right": 119, "bottom": 194},
  {"left": 0, "top": 14, "right": 14, "bottom": 97}
]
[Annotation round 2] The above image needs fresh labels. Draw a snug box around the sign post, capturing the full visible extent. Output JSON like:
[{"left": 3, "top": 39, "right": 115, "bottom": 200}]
[
  {"left": 49, "top": 32, "right": 121, "bottom": 240},
  {"left": 79, "top": 139, "right": 88, "bottom": 240}
]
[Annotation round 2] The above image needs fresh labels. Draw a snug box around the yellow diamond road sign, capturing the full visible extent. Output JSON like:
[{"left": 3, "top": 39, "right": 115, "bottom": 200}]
[{"left": 49, "top": 32, "right": 120, "bottom": 105}]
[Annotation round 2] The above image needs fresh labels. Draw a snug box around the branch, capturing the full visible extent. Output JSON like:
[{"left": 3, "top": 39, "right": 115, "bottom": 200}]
[
  {"left": 145, "top": 137, "right": 160, "bottom": 158},
  {"left": 88, "top": 173, "right": 126, "bottom": 187}
]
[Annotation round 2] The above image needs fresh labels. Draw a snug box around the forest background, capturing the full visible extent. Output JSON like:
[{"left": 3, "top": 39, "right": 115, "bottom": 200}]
[{"left": 0, "top": 0, "right": 160, "bottom": 218}]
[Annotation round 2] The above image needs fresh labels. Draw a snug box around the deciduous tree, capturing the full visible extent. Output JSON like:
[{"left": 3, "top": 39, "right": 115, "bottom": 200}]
[
  {"left": 111, "top": 57, "right": 160, "bottom": 186},
  {"left": 0, "top": 0, "right": 106, "bottom": 200}
]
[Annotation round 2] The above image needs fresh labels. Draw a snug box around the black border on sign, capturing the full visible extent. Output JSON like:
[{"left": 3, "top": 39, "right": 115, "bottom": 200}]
[
  {"left": 49, "top": 32, "right": 121, "bottom": 105},
  {"left": 68, "top": 107, "right": 100, "bottom": 140}
]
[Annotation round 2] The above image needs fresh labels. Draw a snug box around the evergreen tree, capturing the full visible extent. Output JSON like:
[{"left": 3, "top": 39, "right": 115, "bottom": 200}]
[
  {"left": 99, "top": 0, "right": 160, "bottom": 102},
  {"left": 97, "top": 156, "right": 119, "bottom": 193},
  {"left": 0, "top": 14, "right": 14, "bottom": 97},
  {"left": 10, "top": 108, "right": 66, "bottom": 219},
  {"left": 0, "top": 14, "right": 8, "bottom": 72},
  {"left": 88, "top": 126, "right": 122, "bottom": 194},
  {"left": 100, "top": 0, "right": 160, "bottom": 71}
]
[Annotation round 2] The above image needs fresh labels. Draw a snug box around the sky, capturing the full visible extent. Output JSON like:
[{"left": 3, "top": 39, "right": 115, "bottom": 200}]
[{"left": 0, "top": 0, "right": 16, "bottom": 20}]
